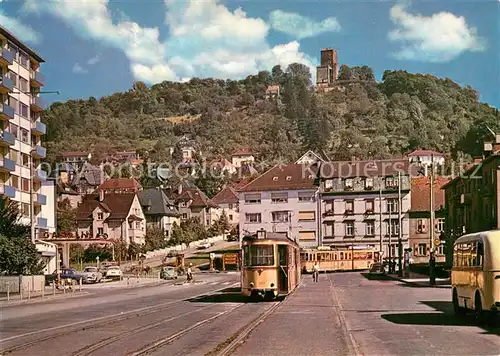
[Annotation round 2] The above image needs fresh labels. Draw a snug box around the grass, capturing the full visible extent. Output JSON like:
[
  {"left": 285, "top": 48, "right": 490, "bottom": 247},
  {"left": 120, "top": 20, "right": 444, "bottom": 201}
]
[{"left": 186, "top": 258, "right": 210, "bottom": 266}]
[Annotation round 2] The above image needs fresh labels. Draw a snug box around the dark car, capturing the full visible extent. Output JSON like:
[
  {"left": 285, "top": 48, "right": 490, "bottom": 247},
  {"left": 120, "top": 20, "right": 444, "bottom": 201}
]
[
  {"left": 369, "top": 262, "right": 386, "bottom": 275},
  {"left": 45, "top": 268, "right": 85, "bottom": 285}
]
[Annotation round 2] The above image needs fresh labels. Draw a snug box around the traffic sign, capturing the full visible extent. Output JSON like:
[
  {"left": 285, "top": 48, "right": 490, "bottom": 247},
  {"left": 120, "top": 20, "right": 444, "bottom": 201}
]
[
  {"left": 433, "top": 238, "right": 441, "bottom": 247},
  {"left": 210, "top": 253, "right": 215, "bottom": 260}
]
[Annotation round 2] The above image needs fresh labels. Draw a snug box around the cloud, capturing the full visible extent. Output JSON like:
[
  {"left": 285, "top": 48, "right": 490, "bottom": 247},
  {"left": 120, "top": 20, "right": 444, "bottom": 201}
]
[
  {"left": 72, "top": 63, "right": 88, "bottom": 74},
  {"left": 388, "top": 4, "right": 487, "bottom": 62},
  {"left": 23, "top": 0, "right": 318, "bottom": 84},
  {"left": 87, "top": 53, "right": 101, "bottom": 65},
  {"left": 0, "top": 10, "right": 42, "bottom": 44},
  {"left": 269, "top": 10, "right": 340, "bottom": 39}
]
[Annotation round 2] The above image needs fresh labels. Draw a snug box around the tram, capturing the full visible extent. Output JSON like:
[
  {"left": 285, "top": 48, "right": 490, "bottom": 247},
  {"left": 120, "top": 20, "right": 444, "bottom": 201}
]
[
  {"left": 241, "top": 229, "right": 301, "bottom": 299},
  {"left": 300, "top": 245, "right": 378, "bottom": 273}
]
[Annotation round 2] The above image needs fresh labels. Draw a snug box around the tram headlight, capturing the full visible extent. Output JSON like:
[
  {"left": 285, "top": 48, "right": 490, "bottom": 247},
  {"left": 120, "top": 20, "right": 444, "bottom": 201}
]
[
  {"left": 250, "top": 282, "right": 254, "bottom": 288},
  {"left": 270, "top": 283, "right": 274, "bottom": 288}
]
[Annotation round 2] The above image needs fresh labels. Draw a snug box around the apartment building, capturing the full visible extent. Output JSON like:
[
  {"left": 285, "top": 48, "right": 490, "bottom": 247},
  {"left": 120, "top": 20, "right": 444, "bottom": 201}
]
[
  {"left": 211, "top": 185, "right": 239, "bottom": 226},
  {"left": 238, "top": 164, "right": 319, "bottom": 248},
  {"left": 0, "top": 25, "right": 50, "bottom": 242},
  {"left": 316, "top": 159, "right": 417, "bottom": 261}
]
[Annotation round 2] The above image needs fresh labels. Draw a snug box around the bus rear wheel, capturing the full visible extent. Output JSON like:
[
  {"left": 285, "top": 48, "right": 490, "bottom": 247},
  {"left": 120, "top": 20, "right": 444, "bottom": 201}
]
[{"left": 453, "top": 290, "right": 465, "bottom": 316}]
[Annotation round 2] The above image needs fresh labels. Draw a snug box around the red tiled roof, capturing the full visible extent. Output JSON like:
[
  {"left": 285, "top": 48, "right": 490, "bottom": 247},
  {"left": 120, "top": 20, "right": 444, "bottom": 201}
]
[
  {"left": 176, "top": 188, "right": 218, "bottom": 208},
  {"left": 98, "top": 178, "right": 142, "bottom": 191},
  {"left": 232, "top": 148, "right": 252, "bottom": 156},
  {"left": 61, "top": 151, "right": 90, "bottom": 157},
  {"left": 211, "top": 186, "right": 238, "bottom": 205},
  {"left": 76, "top": 193, "right": 137, "bottom": 221},
  {"left": 239, "top": 164, "right": 318, "bottom": 192},
  {"left": 408, "top": 149, "right": 444, "bottom": 157},
  {"left": 410, "top": 176, "right": 449, "bottom": 212},
  {"left": 318, "top": 158, "right": 419, "bottom": 178}
]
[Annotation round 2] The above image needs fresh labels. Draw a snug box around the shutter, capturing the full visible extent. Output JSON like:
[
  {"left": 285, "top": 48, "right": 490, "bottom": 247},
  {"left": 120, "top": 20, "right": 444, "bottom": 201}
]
[
  {"left": 298, "top": 211, "right": 315, "bottom": 220},
  {"left": 299, "top": 231, "right": 316, "bottom": 240}
]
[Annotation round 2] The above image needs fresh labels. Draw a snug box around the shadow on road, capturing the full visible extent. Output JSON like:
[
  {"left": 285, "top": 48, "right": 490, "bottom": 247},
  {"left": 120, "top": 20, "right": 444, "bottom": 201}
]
[
  {"left": 187, "top": 287, "right": 285, "bottom": 304},
  {"left": 381, "top": 300, "right": 500, "bottom": 336},
  {"left": 360, "top": 273, "right": 394, "bottom": 281}
]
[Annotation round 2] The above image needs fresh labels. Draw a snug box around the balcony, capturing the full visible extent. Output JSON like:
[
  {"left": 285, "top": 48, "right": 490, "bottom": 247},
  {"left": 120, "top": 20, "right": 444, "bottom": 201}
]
[
  {"left": 30, "top": 70, "right": 45, "bottom": 87},
  {"left": 0, "top": 103, "right": 15, "bottom": 121},
  {"left": 33, "top": 169, "right": 47, "bottom": 181},
  {"left": 0, "top": 184, "right": 16, "bottom": 198},
  {"left": 30, "top": 96, "right": 45, "bottom": 112},
  {"left": 0, "top": 47, "right": 15, "bottom": 66},
  {"left": 33, "top": 193, "right": 47, "bottom": 205},
  {"left": 36, "top": 217, "right": 48, "bottom": 229},
  {"left": 31, "top": 121, "right": 46, "bottom": 135},
  {"left": 0, "top": 157, "right": 15, "bottom": 172},
  {"left": 0, "top": 75, "right": 14, "bottom": 93},
  {"left": 0, "top": 131, "right": 15, "bottom": 146},
  {"left": 32, "top": 145, "right": 46, "bottom": 159}
]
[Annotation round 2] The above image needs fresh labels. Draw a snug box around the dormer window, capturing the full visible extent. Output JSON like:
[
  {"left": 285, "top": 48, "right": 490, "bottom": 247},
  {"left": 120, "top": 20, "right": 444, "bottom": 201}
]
[
  {"left": 273, "top": 176, "right": 278, "bottom": 181},
  {"left": 97, "top": 212, "right": 103, "bottom": 220},
  {"left": 286, "top": 176, "right": 292, "bottom": 181}
]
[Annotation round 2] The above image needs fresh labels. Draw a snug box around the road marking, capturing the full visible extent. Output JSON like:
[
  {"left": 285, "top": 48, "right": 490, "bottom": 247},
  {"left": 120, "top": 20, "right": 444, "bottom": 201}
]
[{"left": 0, "top": 282, "right": 238, "bottom": 344}]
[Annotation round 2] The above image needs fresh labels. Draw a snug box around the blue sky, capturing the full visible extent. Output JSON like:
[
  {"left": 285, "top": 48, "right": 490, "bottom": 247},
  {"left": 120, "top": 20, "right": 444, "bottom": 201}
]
[{"left": 0, "top": 0, "right": 498, "bottom": 107}]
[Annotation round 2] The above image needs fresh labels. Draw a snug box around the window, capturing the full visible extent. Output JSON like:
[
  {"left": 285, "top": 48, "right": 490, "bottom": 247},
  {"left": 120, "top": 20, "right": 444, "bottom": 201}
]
[
  {"left": 325, "top": 179, "right": 333, "bottom": 190},
  {"left": 128, "top": 222, "right": 133, "bottom": 229},
  {"left": 19, "top": 52, "right": 29, "bottom": 67},
  {"left": 437, "top": 244, "right": 445, "bottom": 255},
  {"left": 324, "top": 222, "right": 334, "bottom": 237},
  {"left": 19, "top": 77, "right": 28, "bottom": 92},
  {"left": 8, "top": 97, "right": 18, "bottom": 112},
  {"left": 182, "top": 213, "right": 188, "bottom": 219},
  {"left": 8, "top": 72, "right": 17, "bottom": 87},
  {"left": 243, "top": 245, "right": 274, "bottom": 266},
  {"left": 345, "top": 221, "right": 354, "bottom": 236},
  {"left": 245, "top": 213, "right": 261, "bottom": 223},
  {"left": 345, "top": 200, "right": 354, "bottom": 213},
  {"left": 298, "top": 191, "right": 314, "bottom": 202},
  {"left": 436, "top": 218, "right": 445, "bottom": 233},
  {"left": 271, "top": 192, "right": 288, "bottom": 203},
  {"left": 21, "top": 178, "right": 29, "bottom": 192},
  {"left": 299, "top": 231, "right": 316, "bottom": 240},
  {"left": 417, "top": 243, "right": 427, "bottom": 256},
  {"left": 135, "top": 222, "right": 141, "bottom": 229},
  {"left": 365, "top": 221, "right": 375, "bottom": 236},
  {"left": 229, "top": 214, "right": 233, "bottom": 221},
  {"left": 324, "top": 201, "right": 334, "bottom": 213},
  {"left": 21, "top": 129, "right": 29, "bottom": 143},
  {"left": 417, "top": 219, "right": 426, "bottom": 233},
  {"left": 20, "top": 103, "right": 28, "bottom": 118},
  {"left": 21, "top": 203, "right": 30, "bottom": 217},
  {"left": 97, "top": 212, "right": 103, "bottom": 220},
  {"left": 365, "top": 178, "right": 373, "bottom": 189},
  {"left": 387, "top": 198, "right": 398, "bottom": 213},
  {"left": 97, "top": 228, "right": 104, "bottom": 235},
  {"left": 387, "top": 220, "right": 399, "bottom": 236},
  {"left": 21, "top": 153, "right": 29, "bottom": 167},
  {"left": 365, "top": 200, "right": 374, "bottom": 213},
  {"left": 272, "top": 211, "right": 289, "bottom": 223},
  {"left": 228, "top": 203, "right": 233, "bottom": 209},
  {"left": 10, "top": 175, "right": 18, "bottom": 189},
  {"left": 345, "top": 178, "right": 353, "bottom": 189},
  {"left": 9, "top": 124, "right": 18, "bottom": 139},
  {"left": 385, "top": 176, "right": 399, "bottom": 188},
  {"left": 298, "top": 211, "right": 315, "bottom": 221},
  {"left": 244, "top": 193, "right": 261, "bottom": 204}
]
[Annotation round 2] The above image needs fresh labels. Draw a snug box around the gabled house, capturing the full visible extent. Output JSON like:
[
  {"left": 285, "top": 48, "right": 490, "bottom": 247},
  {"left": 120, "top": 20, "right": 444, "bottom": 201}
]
[
  {"left": 175, "top": 186, "right": 218, "bottom": 227},
  {"left": 295, "top": 150, "right": 327, "bottom": 165},
  {"left": 138, "top": 187, "right": 181, "bottom": 239},
  {"left": 72, "top": 162, "right": 108, "bottom": 195},
  {"left": 98, "top": 178, "right": 142, "bottom": 194},
  {"left": 211, "top": 185, "right": 239, "bottom": 226},
  {"left": 76, "top": 192, "right": 145, "bottom": 245},
  {"left": 58, "top": 151, "right": 92, "bottom": 169},
  {"left": 231, "top": 148, "right": 255, "bottom": 168}
]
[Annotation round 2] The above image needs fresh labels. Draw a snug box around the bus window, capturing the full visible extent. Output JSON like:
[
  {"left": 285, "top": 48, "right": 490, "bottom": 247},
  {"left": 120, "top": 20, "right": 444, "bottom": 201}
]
[
  {"left": 340, "top": 252, "right": 344, "bottom": 260},
  {"left": 476, "top": 241, "right": 484, "bottom": 267},
  {"left": 334, "top": 253, "right": 337, "bottom": 260}
]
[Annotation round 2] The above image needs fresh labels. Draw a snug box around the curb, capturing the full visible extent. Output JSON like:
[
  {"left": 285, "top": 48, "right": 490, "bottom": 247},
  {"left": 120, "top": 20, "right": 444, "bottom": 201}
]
[
  {"left": 0, "top": 291, "right": 91, "bottom": 307},
  {"left": 385, "top": 274, "right": 451, "bottom": 288}
]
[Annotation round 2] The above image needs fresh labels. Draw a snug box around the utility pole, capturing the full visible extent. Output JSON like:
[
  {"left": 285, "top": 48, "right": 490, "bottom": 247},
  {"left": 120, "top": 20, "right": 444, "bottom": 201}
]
[
  {"left": 397, "top": 171, "right": 403, "bottom": 277},
  {"left": 379, "top": 186, "right": 383, "bottom": 261},
  {"left": 429, "top": 154, "right": 436, "bottom": 285},
  {"left": 388, "top": 202, "right": 392, "bottom": 273}
]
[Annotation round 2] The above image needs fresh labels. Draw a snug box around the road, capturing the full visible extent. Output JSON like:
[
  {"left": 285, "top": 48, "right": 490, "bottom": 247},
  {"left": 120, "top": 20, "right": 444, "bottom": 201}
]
[{"left": 1, "top": 272, "right": 498, "bottom": 356}]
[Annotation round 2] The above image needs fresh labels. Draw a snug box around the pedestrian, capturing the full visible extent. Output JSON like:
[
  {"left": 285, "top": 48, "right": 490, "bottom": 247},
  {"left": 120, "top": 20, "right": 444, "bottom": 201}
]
[
  {"left": 312, "top": 262, "right": 319, "bottom": 282},
  {"left": 187, "top": 263, "right": 193, "bottom": 282}
]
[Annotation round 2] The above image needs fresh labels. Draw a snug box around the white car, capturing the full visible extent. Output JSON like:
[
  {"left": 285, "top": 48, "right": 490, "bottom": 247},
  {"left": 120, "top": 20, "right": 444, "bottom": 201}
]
[
  {"left": 105, "top": 266, "right": 123, "bottom": 279},
  {"left": 82, "top": 266, "right": 103, "bottom": 283}
]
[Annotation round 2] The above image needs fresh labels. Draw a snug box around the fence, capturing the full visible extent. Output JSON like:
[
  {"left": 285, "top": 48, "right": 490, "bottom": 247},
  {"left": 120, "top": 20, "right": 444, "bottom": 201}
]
[{"left": 0, "top": 275, "right": 46, "bottom": 294}]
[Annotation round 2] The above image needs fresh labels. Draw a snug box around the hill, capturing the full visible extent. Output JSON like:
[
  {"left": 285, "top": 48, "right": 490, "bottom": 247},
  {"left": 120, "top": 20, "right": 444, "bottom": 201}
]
[{"left": 42, "top": 63, "right": 499, "bottom": 166}]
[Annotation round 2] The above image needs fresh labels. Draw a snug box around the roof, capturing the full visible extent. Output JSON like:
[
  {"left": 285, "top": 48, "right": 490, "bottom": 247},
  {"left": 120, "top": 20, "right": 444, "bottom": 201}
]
[
  {"left": 408, "top": 149, "right": 444, "bottom": 157},
  {"left": 211, "top": 186, "right": 238, "bottom": 205},
  {"left": 441, "top": 153, "right": 500, "bottom": 190},
  {"left": 76, "top": 193, "right": 137, "bottom": 221},
  {"left": 238, "top": 164, "right": 318, "bottom": 192},
  {"left": 98, "top": 178, "right": 142, "bottom": 191},
  {"left": 0, "top": 25, "right": 45, "bottom": 63},
  {"left": 138, "top": 188, "right": 180, "bottom": 217},
  {"left": 232, "top": 148, "right": 253, "bottom": 156},
  {"left": 176, "top": 188, "right": 218, "bottom": 208},
  {"left": 317, "top": 158, "right": 419, "bottom": 179},
  {"left": 410, "top": 177, "right": 449, "bottom": 212},
  {"left": 72, "top": 163, "right": 107, "bottom": 187},
  {"left": 295, "top": 150, "right": 326, "bottom": 164}
]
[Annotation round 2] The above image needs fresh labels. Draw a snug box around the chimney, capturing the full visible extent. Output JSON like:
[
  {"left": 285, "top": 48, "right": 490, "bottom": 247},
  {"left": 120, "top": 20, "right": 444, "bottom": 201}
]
[{"left": 99, "top": 189, "right": 105, "bottom": 202}]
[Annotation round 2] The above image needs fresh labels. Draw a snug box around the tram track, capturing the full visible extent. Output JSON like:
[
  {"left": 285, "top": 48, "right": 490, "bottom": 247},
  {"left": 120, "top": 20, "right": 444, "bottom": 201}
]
[{"left": 0, "top": 282, "right": 239, "bottom": 355}]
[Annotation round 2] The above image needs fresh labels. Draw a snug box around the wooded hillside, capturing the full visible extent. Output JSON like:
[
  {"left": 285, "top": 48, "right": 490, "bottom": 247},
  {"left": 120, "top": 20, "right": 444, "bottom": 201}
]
[{"left": 42, "top": 64, "right": 499, "bottom": 164}]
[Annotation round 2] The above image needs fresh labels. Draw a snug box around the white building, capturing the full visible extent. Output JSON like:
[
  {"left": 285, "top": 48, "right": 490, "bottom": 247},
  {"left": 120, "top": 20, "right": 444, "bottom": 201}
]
[
  {"left": 238, "top": 164, "right": 319, "bottom": 248},
  {"left": 211, "top": 185, "right": 239, "bottom": 227},
  {"left": 35, "top": 239, "right": 57, "bottom": 274},
  {"left": 231, "top": 148, "right": 255, "bottom": 168},
  {"left": 295, "top": 150, "right": 327, "bottom": 165},
  {"left": 407, "top": 150, "right": 445, "bottom": 176},
  {"left": 0, "top": 25, "right": 51, "bottom": 242}
]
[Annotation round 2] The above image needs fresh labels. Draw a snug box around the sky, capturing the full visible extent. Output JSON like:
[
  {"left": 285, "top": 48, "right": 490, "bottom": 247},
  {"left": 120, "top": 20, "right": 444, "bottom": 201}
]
[{"left": 0, "top": 0, "right": 498, "bottom": 107}]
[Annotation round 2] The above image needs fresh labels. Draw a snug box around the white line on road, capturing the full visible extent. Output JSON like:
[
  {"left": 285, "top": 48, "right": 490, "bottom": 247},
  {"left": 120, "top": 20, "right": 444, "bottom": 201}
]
[{"left": 0, "top": 282, "right": 239, "bottom": 344}]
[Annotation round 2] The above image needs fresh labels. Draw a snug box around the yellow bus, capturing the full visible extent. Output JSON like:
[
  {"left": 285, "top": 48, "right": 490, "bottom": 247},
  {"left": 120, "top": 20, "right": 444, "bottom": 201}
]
[{"left": 451, "top": 230, "right": 500, "bottom": 318}]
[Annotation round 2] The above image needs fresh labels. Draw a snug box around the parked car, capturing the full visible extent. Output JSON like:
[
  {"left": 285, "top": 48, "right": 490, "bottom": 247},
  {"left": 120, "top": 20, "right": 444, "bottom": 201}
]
[
  {"left": 197, "top": 243, "right": 211, "bottom": 250},
  {"left": 105, "top": 266, "right": 123, "bottom": 280},
  {"left": 160, "top": 266, "right": 178, "bottom": 280},
  {"left": 369, "top": 262, "right": 386, "bottom": 275},
  {"left": 45, "top": 268, "right": 85, "bottom": 285},
  {"left": 81, "top": 266, "right": 103, "bottom": 284}
]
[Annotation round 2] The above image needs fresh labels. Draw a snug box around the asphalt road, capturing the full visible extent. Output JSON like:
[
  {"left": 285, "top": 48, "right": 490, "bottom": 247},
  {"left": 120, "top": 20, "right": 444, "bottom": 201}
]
[{"left": 1, "top": 272, "right": 498, "bottom": 356}]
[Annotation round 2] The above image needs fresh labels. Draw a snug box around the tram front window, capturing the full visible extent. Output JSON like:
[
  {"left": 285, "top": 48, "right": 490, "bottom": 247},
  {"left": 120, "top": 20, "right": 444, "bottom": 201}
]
[{"left": 244, "top": 245, "right": 274, "bottom": 266}]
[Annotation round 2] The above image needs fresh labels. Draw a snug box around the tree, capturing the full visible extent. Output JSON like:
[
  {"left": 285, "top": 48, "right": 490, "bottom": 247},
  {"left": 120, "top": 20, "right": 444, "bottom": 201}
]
[
  {"left": 0, "top": 198, "right": 44, "bottom": 274},
  {"left": 57, "top": 198, "right": 76, "bottom": 233},
  {"left": 194, "top": 165, "right": 230, "bottom": 198},
  {"left": 144, "top": 226, "right": 166, "bottom": 251}
]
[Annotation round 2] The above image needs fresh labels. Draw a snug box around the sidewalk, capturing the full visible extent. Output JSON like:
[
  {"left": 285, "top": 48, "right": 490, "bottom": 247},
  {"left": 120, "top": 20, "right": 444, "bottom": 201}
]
[{"left": 386, "top": 272, "right": 451, "bottom": 288}]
